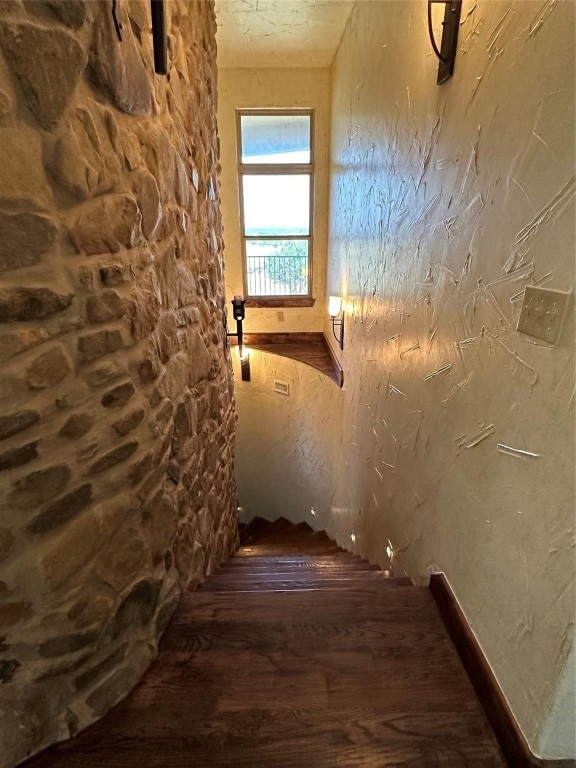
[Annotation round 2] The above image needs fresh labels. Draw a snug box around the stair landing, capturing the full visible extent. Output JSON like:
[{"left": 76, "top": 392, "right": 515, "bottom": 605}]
[{"left": 23, "top": 517, "right": 507, "bottom": 767}]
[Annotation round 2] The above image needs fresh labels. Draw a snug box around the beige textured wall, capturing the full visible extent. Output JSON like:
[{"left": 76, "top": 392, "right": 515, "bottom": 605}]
[
  {"left": 233, "top": 350, "right": 340, "bottom": 526},
  {"left": 0, "top": 2, "right": 237, "bottom": 766},
  {"left": 326, "top": 0, "right": 575, "bottom": 757},
  {"left": 218, "top": 68, "right": 330, "bottom": 331}
]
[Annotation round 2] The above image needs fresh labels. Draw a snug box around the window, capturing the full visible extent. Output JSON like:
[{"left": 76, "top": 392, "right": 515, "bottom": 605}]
[{"left": 237, "top": 110, "right": 314, "bottom": 304}]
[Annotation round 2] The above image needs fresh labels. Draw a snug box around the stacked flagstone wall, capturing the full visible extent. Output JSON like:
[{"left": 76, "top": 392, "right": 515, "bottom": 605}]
[{"left": 0, "top": 2, "right": 238, "bottom": 765}]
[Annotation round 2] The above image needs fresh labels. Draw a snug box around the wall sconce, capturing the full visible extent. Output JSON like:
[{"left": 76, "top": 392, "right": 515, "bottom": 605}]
[
  {"left": 427, "top": 0, "right": 462, "bottom": 84},
  {"left": 150, "top": 0, "right": 168, "bottom": 75},
  {"left": 226, "top": 295, "right": 250, "bottom": 381},
  {"left": 328, "top": 296, "right": 345, "bottom": 350},
  {"left": 239, "top": 347, "right": 251, "bottom": 382},
  {"left": 111, "top": 1, "right": 168, "bottom": 75}
]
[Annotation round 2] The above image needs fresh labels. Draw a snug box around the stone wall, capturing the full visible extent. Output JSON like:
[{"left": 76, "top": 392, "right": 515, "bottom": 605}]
[{"left": 0, "top": 2, "right": 238, "bottom": 766}]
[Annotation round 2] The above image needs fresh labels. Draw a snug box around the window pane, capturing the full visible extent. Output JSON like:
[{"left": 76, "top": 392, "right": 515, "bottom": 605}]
[
  {"left": 242, "top": 175, "right": 310, "bottom": 236},
  {"left": 246, "top": 239, "right": 309, "bottom": 296},
  {"left": 240, "top": 114, "right": 311, "bottom": 164}
]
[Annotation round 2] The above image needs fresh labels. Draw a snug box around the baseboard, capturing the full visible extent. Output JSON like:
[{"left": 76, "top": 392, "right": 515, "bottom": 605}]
[{"left": 429, "top": 573, "right": 576, "bottom": 768}]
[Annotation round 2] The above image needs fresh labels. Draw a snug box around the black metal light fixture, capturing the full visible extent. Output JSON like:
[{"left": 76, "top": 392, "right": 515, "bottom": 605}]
[
  {"left": 110, "top": 0, "right": 168, "bottom": 75},
  {"left": 150, "top": 0, "right": 168, "bottom": 75},
  {"left": 427, "top": 0, "right": 462, "bottom": 84},
  {"left": 227, "top": 295, "right": 251, "bottom": 381},
  {"left": 328, "top": 296, "right": 345, "bottom": 351}
]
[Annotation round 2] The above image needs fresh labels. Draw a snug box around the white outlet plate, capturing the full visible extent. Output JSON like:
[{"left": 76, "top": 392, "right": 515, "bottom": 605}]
[{"left": 516, "top": 286, "right": 570, "bottom": 344}]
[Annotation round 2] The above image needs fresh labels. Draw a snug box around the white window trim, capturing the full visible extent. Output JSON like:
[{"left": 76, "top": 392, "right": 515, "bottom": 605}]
[{"left": 236, "top": 108, "right": 315, "bottom": 304}]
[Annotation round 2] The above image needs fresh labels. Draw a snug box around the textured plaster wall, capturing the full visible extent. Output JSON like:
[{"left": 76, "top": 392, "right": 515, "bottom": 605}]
[
  {"left": 233, "top": 350, "right": 340, "bottom": 527},
  {"left": 0, "top": 2, "right": 237, "bottom": 766},
  {"left": 326, "top": 0, "right": 575, "bottom": 758},
  {"left": 218, "top": 68, "right": 330, "bottom": 331}
]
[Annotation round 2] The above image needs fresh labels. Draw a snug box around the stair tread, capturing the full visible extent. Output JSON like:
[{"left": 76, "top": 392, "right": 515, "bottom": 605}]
[
  {"left": 227, "top": 550, "right": 367, "bottom": 565},
  {"left": 23, "top": 518, "right": 506, "bottom": 768},
  {"left": 199, "top": 584, "right": 415, "bottom": 593},
  {"left": 207, "top": 573, "right": 412, "bottom": 583}
]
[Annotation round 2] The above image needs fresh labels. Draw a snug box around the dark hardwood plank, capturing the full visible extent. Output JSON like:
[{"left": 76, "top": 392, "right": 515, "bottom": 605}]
[{"left": 22, "top": 522, "right": 508, "bottom": 768}]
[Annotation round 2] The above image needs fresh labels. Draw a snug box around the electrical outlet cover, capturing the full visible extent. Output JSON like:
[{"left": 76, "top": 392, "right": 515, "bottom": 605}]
[
  {"left": 516, "top": 286, "right": 570, "bottom": 345},
  {"left": 274, "top": 379, "right": 290, "bottom": 396}
]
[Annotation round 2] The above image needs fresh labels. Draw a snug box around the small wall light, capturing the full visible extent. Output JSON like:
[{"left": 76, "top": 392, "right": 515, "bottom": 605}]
[
  {"left": 150, "top": 0, "right": 168, "bottom": 75},
  {"left": 328, "top": 296, "right": 345, "bottom": 350},
  {"left": 239, "top": 347, "right": 251, "bottom": 382},
  {"left": 227, "top": 295, "right": 251, "bottom": 381},
  {"left": 427, "top": 0, "right": 462, "bottom": 84}
]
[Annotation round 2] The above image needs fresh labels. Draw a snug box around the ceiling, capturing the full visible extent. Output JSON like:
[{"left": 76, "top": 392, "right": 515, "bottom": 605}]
[{"left": 215, "top": 0, "right": 355, "bottom": 69}]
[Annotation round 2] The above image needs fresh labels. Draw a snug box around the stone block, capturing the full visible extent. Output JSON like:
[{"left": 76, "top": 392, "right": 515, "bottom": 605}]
[
  {"left": 88, "top": 441, "right": 138, "bottom": 474},
  {"left": 101, "top": 381, "right": 135, "bottom": 409},
  {"left": 49, "top": 105, "right": 123, "bottom": 200},
  {"left": 172, "top": 400, "right": 193, "bottom": 454},
  {"left": 45, "top": 0, "right": 87, "bottom": 28},
  {"left": 133, "top": 170, "right": 162, "bottom": 239},
  {"left": 0, "top": 288, "right": 73, "bottom": 323},
  {"left": 85, "top": 291, "right": 125, "bottom": 324},
  {"left": 26, "top": 346, "right": 71, "bottom": 389},
  {"left": 0, "top": 659, "right": 21, "bottom": 683},
  {"left": 127, "top": 289, "right": 160, "bottom": 341},
  {"left": 0, "top": 125, "right": 53, "bottom": 207},
  {"left": 99, "top": 264, "right": 132, "bottom": 287},
  {"left": 89, "top": 1, "right": 153, "bottom": 116},
  {"left": 77, "top": 330, "right": 122, "bottom": 363},
  {"left": 38, "top": 630, "right": 100, "bottom": 659},
  {"left": 8, "top": 465, "right": 70, "bottom": 510},
  {"left": 92, "top": 528, "right": 148, "bottom": 589},
  {"left": 175, "top": 154, "right": 189, "bottom": 206},
  {"left": 41, "top": 493, "right": 138, "bottom": 590},
  {"left": 0, "top": 602, "right": 32, "bottom": 628},
  {"left": 0, "top": 527, "right": 15, "bottom": 563},
  {"left": 176, "top": 264, "right": 197, "bottom": 308},
  {"left": 153, "top": 399, "right": 173, "bottom": 435},
  {"left": 85, "top": 659, "right": 145, "bottom": 717},
  {"left": 84, "top": 361, "right": 124, "bottom": 388},
  {"left": 128, "top": 450, "right": 154, "bottom": 487},
  {"left": 0, "top": 410, "right": 39, "bottom": 441},
  {"left": 157, "top": 312, "right": 178, "bottom": 363},
  {"left": 157, "top": 353, "right": 189, "bottom": 402},
  {"left": 138, "top": 356, "right": 161, "bottom": 385},
  {"left": 59, "top": 412, "right": 94, "bottom": 439},
  {"left": 111, "top": 579, "right": 161, "bottom": 639},
  {"left": 0, "top": 212, "right": 57, "bottom": 272},
  {"left": 0, "top": 442, "right": 38, "bottom": 473},
  {"left": 189, "top": 332, "right": 212, "bottom": 386},
  {"left": 28, "top": 484, "right": 93, "bottom": 534},
  {"left": 49, "top": 126, "right": 99, "bottom": 200},
  {"left": 69, "top": 194, "right": 142, "bottom": 255},
  {"left": 0, "top": 87, "right": 12, "bottom": 116},
  {"left": 74, "top": 644, "right": 127, "bottom": 691},
  {"left": 112, "top": 408, "right": 144, "bottom": 436},
  {"left": 0, "top": 21, "right": 87, "bottom": 130}
]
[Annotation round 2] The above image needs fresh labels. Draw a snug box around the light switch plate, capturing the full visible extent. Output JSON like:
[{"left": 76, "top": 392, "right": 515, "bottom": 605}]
[{"left": 516, "top": 286, "right": 570, "bottom": 344}]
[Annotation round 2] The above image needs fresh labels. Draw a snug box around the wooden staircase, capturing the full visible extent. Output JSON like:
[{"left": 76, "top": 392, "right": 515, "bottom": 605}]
[{"left": 24, "top": 517, "right": 507, "bottom": 767}]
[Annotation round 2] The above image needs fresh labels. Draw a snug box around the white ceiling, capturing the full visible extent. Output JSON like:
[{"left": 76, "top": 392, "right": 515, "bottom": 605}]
[{"left": 215, "top": 0, "right": 355, "bottom": 69}]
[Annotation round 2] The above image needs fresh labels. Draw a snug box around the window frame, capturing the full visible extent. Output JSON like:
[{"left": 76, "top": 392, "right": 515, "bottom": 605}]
[{"left": 236, "top": 108, "right": 315, "bottom": 306}]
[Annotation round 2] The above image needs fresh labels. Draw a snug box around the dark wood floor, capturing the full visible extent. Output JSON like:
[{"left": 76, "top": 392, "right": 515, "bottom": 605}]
[{"left": 24, "top": 518, "right": 507, "bottom": 767}]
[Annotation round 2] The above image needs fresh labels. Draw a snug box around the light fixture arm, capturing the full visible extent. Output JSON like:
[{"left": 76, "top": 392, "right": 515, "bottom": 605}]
[
  {"left": 427, "top": 0, "right": 462, "bottom": 84},
  {"left": 427, "top": 0, "right": 447, "bottom": 62},
  {"left": 331, "top": 313, "right": 345, "bottom": 351}
]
